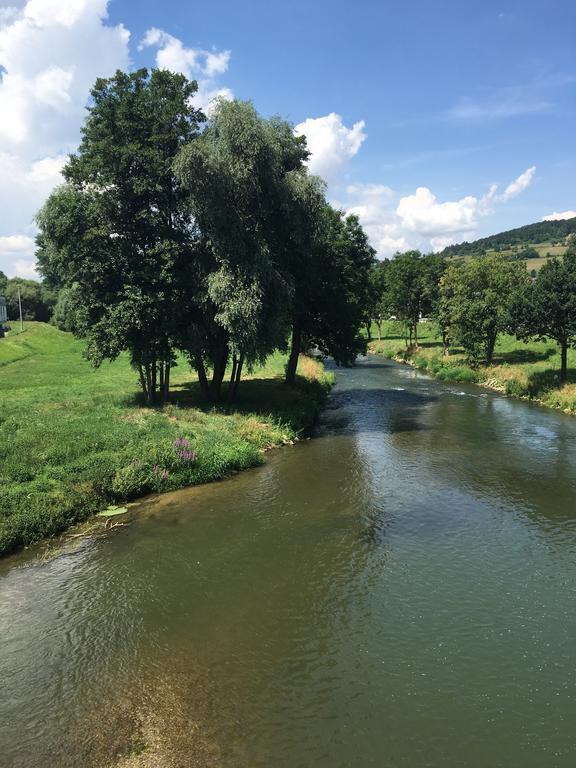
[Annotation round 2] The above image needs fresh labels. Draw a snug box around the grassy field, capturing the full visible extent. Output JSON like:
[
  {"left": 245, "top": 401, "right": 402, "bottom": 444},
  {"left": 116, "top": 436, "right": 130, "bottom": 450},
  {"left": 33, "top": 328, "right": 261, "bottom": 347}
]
[
  {"left": 369, "top": 321, "right": 576, "bottom": 413},
  {"left": 0, "top": 323, "right": 333, "bottom": 556}
]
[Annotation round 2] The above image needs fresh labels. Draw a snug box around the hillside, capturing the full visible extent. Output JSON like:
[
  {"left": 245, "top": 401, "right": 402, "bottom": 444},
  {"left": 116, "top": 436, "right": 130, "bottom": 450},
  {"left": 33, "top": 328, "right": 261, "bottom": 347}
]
[{"left": 439, "top": 217, "right": 576, "bottom": 259}]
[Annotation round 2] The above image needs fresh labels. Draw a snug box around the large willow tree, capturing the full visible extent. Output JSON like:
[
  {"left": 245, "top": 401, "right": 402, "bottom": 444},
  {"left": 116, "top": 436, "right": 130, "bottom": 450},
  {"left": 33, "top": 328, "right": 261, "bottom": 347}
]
[{"left": 174, "top": 99, "right": 309, "bottom": 399}]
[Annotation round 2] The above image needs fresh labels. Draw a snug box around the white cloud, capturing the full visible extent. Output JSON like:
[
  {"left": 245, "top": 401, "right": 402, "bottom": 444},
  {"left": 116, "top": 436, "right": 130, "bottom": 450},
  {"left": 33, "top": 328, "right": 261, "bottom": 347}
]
[
  {"left": 0, "top": 235, "right": 37, "bottom": 278},
  {"left": 139, "top": 28, "right": 232, "bottom": 112},
  {"left": 12, "top": 258, "right": 39, "bottom": 278},
  {"left": 500, "top": 166, "right": 536, "bottom": 200},
  {"left": 542, "top": 210, "right": 576, "bottom": 221},
  {"left": 294, "top": 113, "right": 366, "bottom": 181},
  {"left": 396, "top": 187, "right": 480, "bottom": 235},
  {"left": 341, "top": 166, "right": 536, "bottom": 258},
  {"left": 0, "top": 0, "right": 130, "bottom": 277},
  {"left": 0, "top": 234, "right": 35, "bottom": 255}
]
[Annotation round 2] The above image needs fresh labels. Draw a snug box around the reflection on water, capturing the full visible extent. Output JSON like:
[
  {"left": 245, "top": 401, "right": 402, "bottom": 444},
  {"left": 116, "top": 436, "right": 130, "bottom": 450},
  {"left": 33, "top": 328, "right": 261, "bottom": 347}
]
[{"left": 2, "top": 356, "right": 576, "bottom": 767}]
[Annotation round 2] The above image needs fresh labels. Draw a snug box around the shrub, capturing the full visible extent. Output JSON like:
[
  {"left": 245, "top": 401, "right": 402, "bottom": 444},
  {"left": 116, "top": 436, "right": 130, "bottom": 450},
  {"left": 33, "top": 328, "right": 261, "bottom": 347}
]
[
  {"left": 436, "top": 366, "right": 478, "bottom": 383},
  {"left": 505, "top": 379, "right": 529, "bottom": 398}
]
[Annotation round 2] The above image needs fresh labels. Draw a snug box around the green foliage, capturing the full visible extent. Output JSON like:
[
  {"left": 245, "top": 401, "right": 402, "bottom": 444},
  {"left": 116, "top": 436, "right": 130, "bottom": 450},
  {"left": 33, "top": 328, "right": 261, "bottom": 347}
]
[
  {"left": 369, "top": 252, "right": 446, "bottom": 348},
  {"left": 36, "top": 68, "right": 204, "bottom": 405},
  {"left": 435, "top": 365, "right": 479, "bottom": 383},
  {"left": 509, "top": 252, "right": 576, "bottom": 380},
  {"left": 439, "top": 254, "right": 528, "bottom": 365},
  {"left": 3, "top": 277, "right": 56, "bottom": 321},
  {"left": 174, "top": 99, "right": 308, "bottom": 387}
]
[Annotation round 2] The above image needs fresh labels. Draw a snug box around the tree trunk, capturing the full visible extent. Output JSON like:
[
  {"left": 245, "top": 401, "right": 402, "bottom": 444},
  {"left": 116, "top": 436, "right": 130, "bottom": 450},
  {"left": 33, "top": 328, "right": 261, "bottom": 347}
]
[
  {"left": 377, "top": 318, "right": 382, "bottom": 341},
  {"left": 137, "top": 364, "right": 147, "bottom": 398},
  {"left": 442, "top": 329, "right": 450, "bottom": 357},
  {"left": 194, "top": 353, "right": 209, "bottom": 398},
  {"left": 161, "top": 361, "right": 170, "bottom": 403},
  {"left": 144, "top": 363, "right": 153, "bottom": 406},
  {"left": 228, "top": 353, "right": 238, "bottom": 401},
  {"left": 209, "top": 345, "right": 229, "bottom": 401},
  {"left": 485, "top": 331, "right": 497, "bottom": 366},
  {"left": 151, "top": 363, "right": 157, "bottom": 403},
  {"left": 561, "top": 339, "right": 568, "bottom": 382},
  {"left": 414, "top": 322, "right": 418, "bottom": 346},
  {"left": 366, "top": 321, "right": 372, "bottom": 341},
  {"left": 231, "top": 353, "right": 244, "bottom": 401},
  {"left": 285, "top": 316, "right": 303, "bottom": 386}
]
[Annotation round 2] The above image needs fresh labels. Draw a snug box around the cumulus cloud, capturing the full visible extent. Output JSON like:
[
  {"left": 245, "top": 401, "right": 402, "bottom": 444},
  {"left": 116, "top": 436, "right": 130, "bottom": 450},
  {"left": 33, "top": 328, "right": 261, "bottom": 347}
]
[
  {"left": 139, "top": 28, "right": 232, "bottom": 112},
  {"left": 341, "top": 166, "right": 536, "bottom": 258},
  {"left": 500, "top": 166, "right": 536, "bottom": 200},
  {"left": 0, "top": 0, "right": 130, "bottom": 277},
  {"left": 294, "top": 113, "right": 366, "bottom": 181},
  {"left": 542, "top": 210, "right": 576, "bottom": 221}
]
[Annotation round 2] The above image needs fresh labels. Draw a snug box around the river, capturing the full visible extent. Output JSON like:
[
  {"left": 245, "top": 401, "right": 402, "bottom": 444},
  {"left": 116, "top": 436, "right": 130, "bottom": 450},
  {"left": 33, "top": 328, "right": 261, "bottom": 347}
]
[{"left": 2, "top": 356, "right": 576, "bottom": 767}]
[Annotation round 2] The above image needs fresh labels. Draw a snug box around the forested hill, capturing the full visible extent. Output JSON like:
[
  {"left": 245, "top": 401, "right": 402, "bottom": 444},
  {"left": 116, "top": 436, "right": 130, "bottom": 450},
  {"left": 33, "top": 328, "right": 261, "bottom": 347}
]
[{"left": 439, "top": 217, "right": 576, "bottom": 258}]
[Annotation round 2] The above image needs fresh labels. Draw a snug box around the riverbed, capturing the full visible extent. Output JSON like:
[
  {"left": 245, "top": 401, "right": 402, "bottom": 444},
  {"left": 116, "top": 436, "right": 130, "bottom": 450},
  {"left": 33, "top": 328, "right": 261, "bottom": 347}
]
[{"left": 2, "top": 356, "right": 576, "bottom": 767}]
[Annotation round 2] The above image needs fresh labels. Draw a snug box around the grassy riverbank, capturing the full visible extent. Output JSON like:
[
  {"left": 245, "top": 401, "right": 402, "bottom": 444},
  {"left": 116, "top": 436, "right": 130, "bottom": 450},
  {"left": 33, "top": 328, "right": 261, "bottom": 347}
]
[
  {"left": 0, "top": 323, "right": 333, "bottom": 556},
  {"left": 369, "top": 321, "right": 576, "bottom": 412}
]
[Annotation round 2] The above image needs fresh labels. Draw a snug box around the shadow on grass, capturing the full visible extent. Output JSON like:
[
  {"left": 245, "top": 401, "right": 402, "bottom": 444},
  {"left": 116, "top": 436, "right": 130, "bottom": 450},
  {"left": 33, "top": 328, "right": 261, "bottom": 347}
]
[
  {"left": 126, "top": 374, "right": 330, "bottom": 435},
  {"left": 496, "top": 347, "right": 557, "bottom": 365},
  {"left": 526, "top": 367, "right": 576, "bottom": 396}
]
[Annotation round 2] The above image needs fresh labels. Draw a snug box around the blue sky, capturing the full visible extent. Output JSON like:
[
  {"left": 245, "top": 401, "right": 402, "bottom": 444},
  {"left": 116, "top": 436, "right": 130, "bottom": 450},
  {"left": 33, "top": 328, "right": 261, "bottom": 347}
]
[{"left": 0, "top": 0, "right": 575, "bottom": 276}]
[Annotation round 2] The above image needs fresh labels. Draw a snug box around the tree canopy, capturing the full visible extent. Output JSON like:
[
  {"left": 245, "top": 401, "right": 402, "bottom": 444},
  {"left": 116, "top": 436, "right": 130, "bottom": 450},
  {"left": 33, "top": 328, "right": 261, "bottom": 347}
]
[
  {"left": 36, "top": 69, "right": 375, "bottom": 403},
  {"left": 439, "top": 255, "right": 528, "bottom": 365},
  {"left": 509, "top": 253, "right": 576, "bottom": 380}
]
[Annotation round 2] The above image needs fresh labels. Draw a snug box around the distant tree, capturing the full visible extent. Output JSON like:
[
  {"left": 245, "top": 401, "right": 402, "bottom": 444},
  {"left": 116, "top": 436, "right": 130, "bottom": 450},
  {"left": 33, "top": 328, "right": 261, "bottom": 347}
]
[
  {"left": 509, "top": 253, "right": 576, "bottom": 381},
  {"left": 512, "top": 246, "right": 539, "bottom": 261},
  {"left": 36, "top": 68, "right": 204, "bottom": 404},
  {"left": 386, "top": 250, "right": 426, "bottom": 347},
  {"left": 0, "top": 270, "right": 7, "bottom": 294},
  {"left": 4, "top": 277, "right": 55, "bottom": 321},
  {"left": 368, "top": 259, "right": 391, "bottom": 340},
  {"left": 439, "top": 254, "right": 528, "bottom": 365}
]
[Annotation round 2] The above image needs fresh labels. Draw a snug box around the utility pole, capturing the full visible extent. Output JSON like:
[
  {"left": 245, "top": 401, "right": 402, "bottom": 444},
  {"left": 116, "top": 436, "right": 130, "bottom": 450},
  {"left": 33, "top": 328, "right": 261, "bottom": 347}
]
[{"left": 17, "top": 286, "right": 23, "bottom": 331}]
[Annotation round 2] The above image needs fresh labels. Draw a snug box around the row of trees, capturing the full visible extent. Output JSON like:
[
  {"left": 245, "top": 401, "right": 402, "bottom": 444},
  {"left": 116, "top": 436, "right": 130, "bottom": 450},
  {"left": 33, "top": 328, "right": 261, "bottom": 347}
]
[
  {"left": 369, "top": 247, "right": 576, "bottom": 381},
  {"left": 0, "top": 272, "right": 56, "bottom": 322},
  {"left": 36, "top": 69, "right": 374, "bottom": 404}
]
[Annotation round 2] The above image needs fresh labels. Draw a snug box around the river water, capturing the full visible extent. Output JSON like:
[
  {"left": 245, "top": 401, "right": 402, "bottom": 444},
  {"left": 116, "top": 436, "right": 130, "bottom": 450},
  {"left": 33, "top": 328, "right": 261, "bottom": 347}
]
[{"left": 2, "top": 356, "right": 576, "bottom": 767}]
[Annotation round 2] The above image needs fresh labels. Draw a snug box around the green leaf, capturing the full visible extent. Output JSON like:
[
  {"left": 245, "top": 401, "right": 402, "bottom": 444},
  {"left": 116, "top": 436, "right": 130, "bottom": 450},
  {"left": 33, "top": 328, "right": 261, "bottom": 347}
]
[{"left": 97, "top": 505, "right": 128, "bottom": 517}]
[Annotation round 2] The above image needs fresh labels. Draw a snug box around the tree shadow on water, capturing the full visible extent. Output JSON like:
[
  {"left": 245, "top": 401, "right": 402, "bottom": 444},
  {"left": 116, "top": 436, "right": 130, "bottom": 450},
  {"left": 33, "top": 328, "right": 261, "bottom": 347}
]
[{"left": 324, "top": 386, "right": 437, "bottom": 436}]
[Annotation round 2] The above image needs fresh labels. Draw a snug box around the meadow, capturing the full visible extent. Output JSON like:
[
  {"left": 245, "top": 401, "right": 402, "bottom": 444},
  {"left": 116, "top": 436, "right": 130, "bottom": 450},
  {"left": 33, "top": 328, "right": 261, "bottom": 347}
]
[
  {"left": 0, "top": 323, "right": 333, "bottom": 556},
  {"left": 369, "top": 320, "right": 576, "bottom": 412}
]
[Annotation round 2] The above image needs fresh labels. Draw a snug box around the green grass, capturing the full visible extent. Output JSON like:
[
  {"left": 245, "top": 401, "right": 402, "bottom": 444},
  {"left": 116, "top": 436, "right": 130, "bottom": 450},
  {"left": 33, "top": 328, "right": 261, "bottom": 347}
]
[
  {"left": 368, "top": 320, "right": 576, "bottom": 412},
  {"left": 0, "top": 323, "right": 333, "bottom": 556}
]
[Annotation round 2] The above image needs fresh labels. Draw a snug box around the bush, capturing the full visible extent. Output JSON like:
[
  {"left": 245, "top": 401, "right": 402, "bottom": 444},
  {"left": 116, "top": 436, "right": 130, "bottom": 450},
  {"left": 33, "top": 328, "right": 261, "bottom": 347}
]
[
  {"left": 436, "top": 365, "right": 479, "bottom": 383},
  {"left": 505, "top": 379, "right": 529, "bottom": 398}
]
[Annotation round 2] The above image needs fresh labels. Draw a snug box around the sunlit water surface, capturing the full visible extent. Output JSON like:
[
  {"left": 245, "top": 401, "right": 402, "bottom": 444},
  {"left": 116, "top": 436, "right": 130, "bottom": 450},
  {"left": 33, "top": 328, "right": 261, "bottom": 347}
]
[{"left": 2, "top": 356, "right": 576, "bottom": 767}]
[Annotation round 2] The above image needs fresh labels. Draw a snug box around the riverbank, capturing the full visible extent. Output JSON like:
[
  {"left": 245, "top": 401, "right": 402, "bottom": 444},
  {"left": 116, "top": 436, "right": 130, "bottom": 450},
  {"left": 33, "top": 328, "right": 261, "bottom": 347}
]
[
  {"left": 0, "top": 323, "right": 333, "bottom": 557},
  {"left": 369, "top": 320, "right": 576, "bottom": 413}
]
